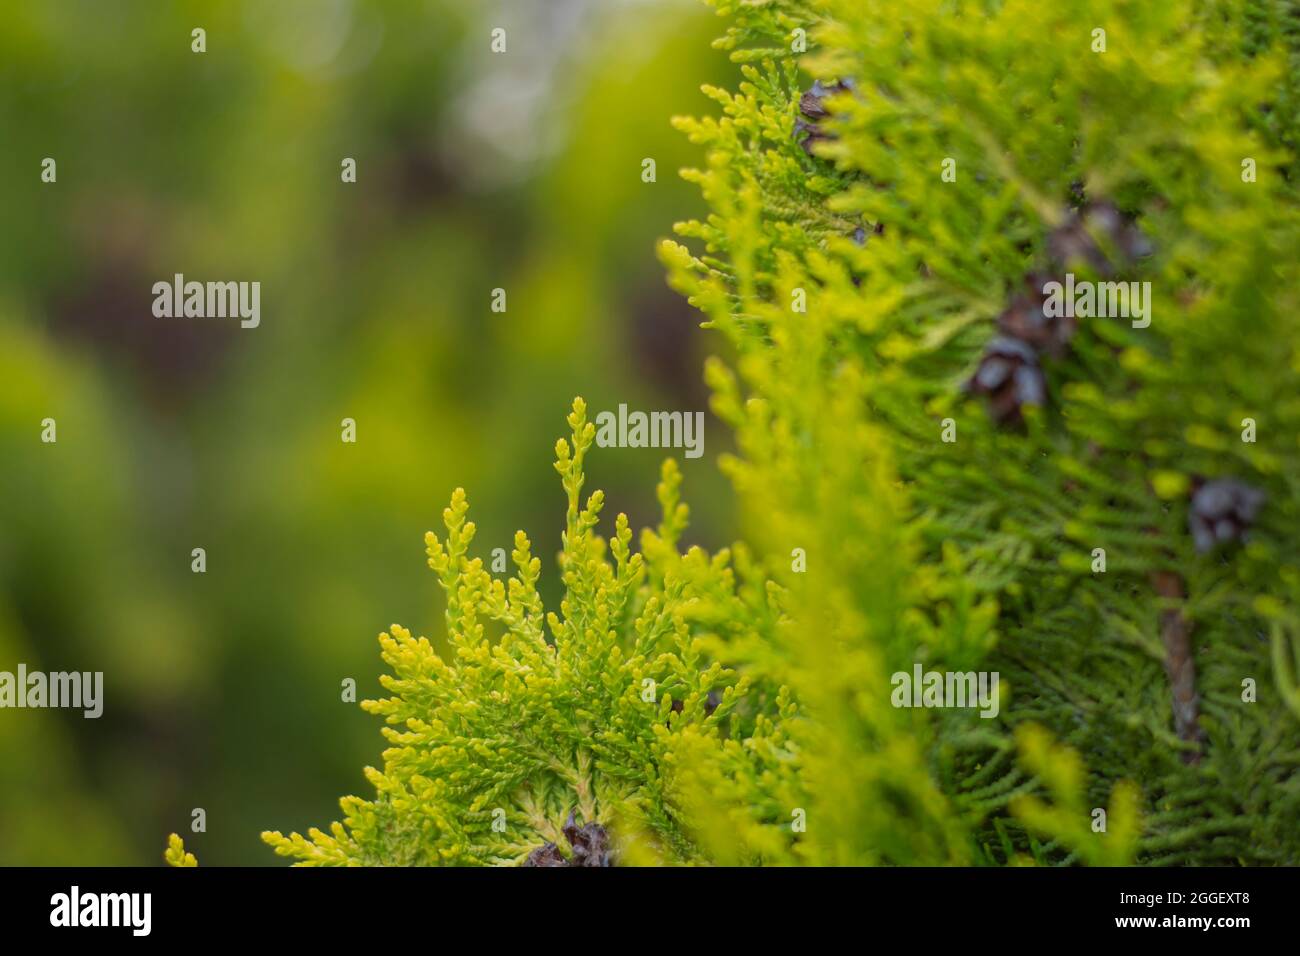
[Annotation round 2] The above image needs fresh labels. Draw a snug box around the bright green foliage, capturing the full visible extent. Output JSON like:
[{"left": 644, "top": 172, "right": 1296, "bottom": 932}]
[
  {"left": 164, "top": 833, "right": 197, "bottom": 867},
  {"left": 260, "top": 399, "right": 787, "bottom": 865},
  {"left": 661, "top": 0, "right": 1300, "bottom": 864}
]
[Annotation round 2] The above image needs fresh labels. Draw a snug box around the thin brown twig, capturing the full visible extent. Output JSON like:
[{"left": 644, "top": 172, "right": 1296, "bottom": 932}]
[{"left": 1151, "top": 571, "right": 1203, "bottom": 765}]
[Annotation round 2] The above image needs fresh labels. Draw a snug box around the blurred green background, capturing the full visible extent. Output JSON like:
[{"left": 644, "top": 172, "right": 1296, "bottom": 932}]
[{"left": 0, "top": 0, "right": 738, "bottom": 865}]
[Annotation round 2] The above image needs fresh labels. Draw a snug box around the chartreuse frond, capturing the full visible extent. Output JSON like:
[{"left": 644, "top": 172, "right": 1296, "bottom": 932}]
[
  {"left": 259, "top": 399, "right": 786, "bottom": 865},
  {"left": 164, "top": 833, "right": 197, "bottom": 868}
]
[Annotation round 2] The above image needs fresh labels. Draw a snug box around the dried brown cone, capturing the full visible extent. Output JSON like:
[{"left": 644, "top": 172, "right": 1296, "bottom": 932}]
[
  {"left": 794, "top": 79, "right": 853, "bottom": 155},
  {"left": 522, "top": 810, "right": 612, "bottom": 867},
  {"left": 1047, "top": 200, "right": 1153, "bottom": 277},
  {"left": 563, "top": 812, "right": 611, "bottom": 866},
  {"left": 996, "top": 271, "right": 1076, "bottom": 359},
  {"left": 965, "top": 335, "right": 1047, "bottom": 426},
  {"left": 522, "top": 842, "right": 568, "bottom": 867},
  {"left": 1188, "top": 478, "right": 1266, "bottom": 554}
]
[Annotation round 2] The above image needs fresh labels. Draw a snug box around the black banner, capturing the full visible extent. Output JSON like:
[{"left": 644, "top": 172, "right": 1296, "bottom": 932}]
[{"left": 0, "top": 866, "right": 1279, "bottom": 941}]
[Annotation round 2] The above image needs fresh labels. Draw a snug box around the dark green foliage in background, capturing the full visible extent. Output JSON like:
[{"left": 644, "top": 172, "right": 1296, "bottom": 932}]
[{"left": 662, "top": 0, "right": 1300, "bottom": 864}]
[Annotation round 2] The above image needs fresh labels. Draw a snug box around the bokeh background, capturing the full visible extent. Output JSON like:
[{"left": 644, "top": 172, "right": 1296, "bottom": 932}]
[{"left": 0, "top": 0, "right": 739, "bottom": 865}]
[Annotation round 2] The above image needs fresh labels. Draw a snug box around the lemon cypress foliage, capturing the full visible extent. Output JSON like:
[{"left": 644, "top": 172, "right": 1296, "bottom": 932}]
[
  {"left": 257, "top": 399, "right": 789, "bottom": 865},
  {"left": 662, "top": 0, "right": 1300, "bottom": 864},
  {"left": 164, "top": 834, "right": 197, "bottom": 867}
]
